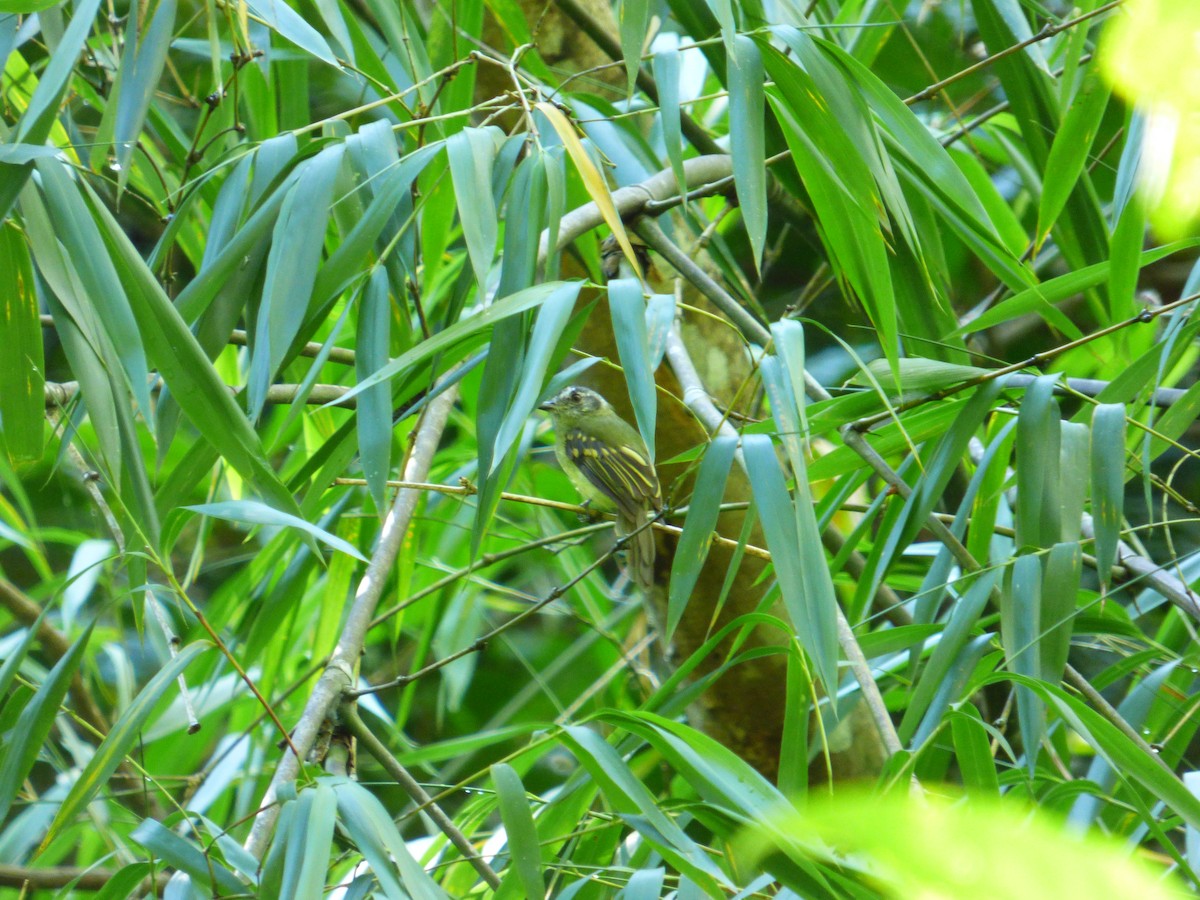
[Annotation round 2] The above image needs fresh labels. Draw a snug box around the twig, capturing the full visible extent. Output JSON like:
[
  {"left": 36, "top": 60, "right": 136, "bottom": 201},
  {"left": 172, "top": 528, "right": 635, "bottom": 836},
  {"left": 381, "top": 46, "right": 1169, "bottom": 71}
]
[
  {"left": 331, "top": 476, "right": 774, "bottom": 560},
  {"left": 1064, "top": 664, "right": 1176, "bottom": 776},
  {"left": 338, "top": 704, "right": 502, "bottom": 889},
  {"left": 243, "top": 383, "right": 459, "bottom": 860},
  {"left": 355, "top": 528, "right": 640, "bottom": 695},
  {"left": 904, "top": 1, "right": 1123, "bottom": 105},
  {"left": 46, "top": 379, "right": 357, "bottom": 409},
  {"left": 145, "top": 590, "right": 201, "bottom": 734},
  {"left": 0, "top": 863, "right": 170, "bottom": 892},
  {"left": 851, "top": 292, "right": 1200, "bottom": 432}
]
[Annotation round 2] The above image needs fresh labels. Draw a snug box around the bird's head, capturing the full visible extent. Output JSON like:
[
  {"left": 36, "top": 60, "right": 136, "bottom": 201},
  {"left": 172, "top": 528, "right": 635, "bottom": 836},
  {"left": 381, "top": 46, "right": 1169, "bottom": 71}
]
[{"left": 539, "top": 385, "right": 609, "bottom": 424}]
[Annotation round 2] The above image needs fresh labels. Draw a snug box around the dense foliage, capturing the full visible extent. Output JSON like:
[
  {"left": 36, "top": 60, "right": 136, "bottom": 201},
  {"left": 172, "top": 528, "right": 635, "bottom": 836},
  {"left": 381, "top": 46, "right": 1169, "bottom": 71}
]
[{"left": 1, "top": 0, "right": 1198, "bottom": 896}]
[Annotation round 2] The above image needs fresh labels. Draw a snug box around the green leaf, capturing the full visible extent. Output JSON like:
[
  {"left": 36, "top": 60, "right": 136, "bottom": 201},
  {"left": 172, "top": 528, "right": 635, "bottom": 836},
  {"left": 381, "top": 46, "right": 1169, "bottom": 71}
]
[
  {"left": 667, "top": 435, "right": 736, "bottom": 641},
  {"left": 608, "top": 277, "right": 657, "bottom": 459},
  {"left": 619, "top": 0, "right": 652, "bottom": 95},
  {"left": 41, "top": 641, "right": 211, "bottom": 852},
  {"left": 559, "top": 725, "right": 731, "bottom": 894},
  {"left": 762, "top": 47, "right": 896, "bottom": 368},
  {"left": 111, "top": 0, "right": 178, "bottom": 189},
  {"left": 0, "top": 623, "right": 91, "bottom": 824},
  {"left": 356, "top": 268, "right": 393, "bottom": 514},
  {"left": 34, "top": 159, "right": 154, "bottom": 428},
  {"left": 248, "top": 144, "right": 346, "bottom": 418},
  {"left": 337, "top": 281, "right": 582, "bottom": 407},
  {"left": 183, "top": 500, "right": 368, "bottom": 562},
  {"left": 0, "top": 0, "right": 102, "bottom": 217},
  {"left": 333, "top": 777, "right": 452, "bottom": 900},
  {"left": 0, "top": 221, "right": 43, "bottom": 463},
  {"left": 79, "top": 178, "right": 307, "bottom": 521},
  {"left": 488, "top": 281, "right": 580, "bottom": 472},
  {"left": 1090, "top": 403, "right": 1127, "bottom": 586},
  {"left": 246, "top": 0, "right": 341, "bottom": 67},
  {"left": 492, "top": 764, "right": 545, "bottom": 900},
  {"left": 132, "top": 819, "right": 247, "bottom": 895},
  {"left": 279, "top": 782, "right": 337, "bottom": 900},
  {"left": 1015, "top": 375, "right": 1062, "bottom": 549},
  {"left": 1108, "top": 196, "right": 1146, "bottom": 322},
  {"left": 950, "top": 705, "right": 1001, "bottom": 796},
  {"left": 12, "top": 0, "right": 99, "bottom": 144},
  {"left": 1040, "top": 541, "right": 1081, "bottom": 686},
  {"left": 900, "top": 574, "right": 997, "bottom": 745},
  {"left": 653, "top": 49, "right": 686, "bottom": 202},
  {"left": 447, "top": 126, "right": 501, "bottom": 293},
  {"left": 742, "top": 434, "right": 838, "bottom": 694},
  {"left": 729, "top": 35, "right": 766, "bottom": 270},
  {"left": 1036, "top": 71, "right": 1112, "bottom": 250},
  {"left": 1058, "top": 421, "right": 1089, "bottom": 544},
  {"left": 998, "top": 671, "right": 1200, "bottom": 833},
  {"left": 746, "top": 787, "right": 1183, "bottom": 899},
  {"left": 1001, "top": 554, "right": 1045, "bottom": 767}
]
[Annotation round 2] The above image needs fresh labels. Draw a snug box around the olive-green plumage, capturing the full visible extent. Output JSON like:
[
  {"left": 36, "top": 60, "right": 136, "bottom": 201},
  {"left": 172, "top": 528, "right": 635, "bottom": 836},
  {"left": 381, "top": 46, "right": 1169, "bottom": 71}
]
[{"left": 539, "top": 386, "right": 661, "bottom": 586}]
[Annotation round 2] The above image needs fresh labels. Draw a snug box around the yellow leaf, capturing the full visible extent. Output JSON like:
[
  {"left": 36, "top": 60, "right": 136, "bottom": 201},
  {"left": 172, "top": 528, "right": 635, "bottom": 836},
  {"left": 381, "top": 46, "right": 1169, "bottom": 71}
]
[{"left": 534, "top": 101, "right": 644, "bottom": 281}]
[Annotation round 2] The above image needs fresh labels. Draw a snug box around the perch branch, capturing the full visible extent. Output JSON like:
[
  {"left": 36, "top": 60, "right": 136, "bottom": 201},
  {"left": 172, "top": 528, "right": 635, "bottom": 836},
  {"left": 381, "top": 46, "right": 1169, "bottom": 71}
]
[{"left": 243, "top": 384, "right": 458, "bottom": 860}]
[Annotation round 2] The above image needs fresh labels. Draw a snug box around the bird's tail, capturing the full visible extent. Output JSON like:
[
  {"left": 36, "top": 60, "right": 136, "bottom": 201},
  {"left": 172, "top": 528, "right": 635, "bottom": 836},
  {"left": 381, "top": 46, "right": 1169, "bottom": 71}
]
[{"left": 618, "top": 510, "right": 656, "bottom": 588}]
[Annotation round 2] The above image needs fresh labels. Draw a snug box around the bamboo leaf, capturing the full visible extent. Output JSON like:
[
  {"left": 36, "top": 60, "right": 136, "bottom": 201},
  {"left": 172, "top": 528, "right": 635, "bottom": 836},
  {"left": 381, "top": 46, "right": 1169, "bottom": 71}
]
[
  {"left": 336, "top": 281, "right": 582, "bottom": 406},
  {"left": 447, "top": 126, "right": 501, "bottom": 294},
  {"left": 743, "top": 434, "right": 838, "bottom": 694},
  {"left": 248, "top": 144, "right": 346, "bottom": 419},
  {"left": 489, "top": 281, "right": 579, "bottom": 472},
  {"left": 535, "top": 101, "right": 643, "bottom": 280},
  {"left": 356, "top": 268, "right": 392, "bottom": 514},
  {"left": 41, "top": 641, "right": 212, "bottom": 852},
  {"left": 729, "top": 35, "right": 766, "bottom": 270},
  {"left": 80, "top": 177, "right": 306, "bottom": 521},
  {"left": 183, "top": 500, "right": 368, "bottom": 561},
  {"left": 0, "top": 623, "right": 91, "bottom": 824},
  {"left": 1001, "top": 554, "right": 1045, "bottom": 768},
  {"left": 1090, "top": 403, "right": 1127, "bottom": 586},
  {"left": 333, "top": 777, "right": 452, "bottom": 900},
  {"left": 608, "top": 277, "right": 656, "bottom": 458},
  {"left": 1036, "top": 72, "right": 1113, "bottom": 250},
  {"left": 667, "top": 435, "right": 736, "bottom": 641},
  {"left": 0, "top": 221, "right": 43, "bottom": 463},
  {"left": 492, "top": 764, "right": 544, "bottom": 900}
]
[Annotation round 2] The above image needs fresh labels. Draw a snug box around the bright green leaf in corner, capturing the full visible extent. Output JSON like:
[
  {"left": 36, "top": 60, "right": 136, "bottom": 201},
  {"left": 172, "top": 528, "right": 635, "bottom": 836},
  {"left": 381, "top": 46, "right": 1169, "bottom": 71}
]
[
  {"left": 1101, "top": 0, "right": 1200, "bottom": 237},
  {"left": 740, "top": 789, "right": 1183, "bottom": 899}
]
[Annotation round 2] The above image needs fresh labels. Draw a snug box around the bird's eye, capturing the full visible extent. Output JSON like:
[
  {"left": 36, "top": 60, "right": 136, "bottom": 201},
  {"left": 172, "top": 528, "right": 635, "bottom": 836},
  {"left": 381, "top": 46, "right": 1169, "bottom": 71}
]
[{"left": 569, "top": 390, "right": 581, "bottom": 402}]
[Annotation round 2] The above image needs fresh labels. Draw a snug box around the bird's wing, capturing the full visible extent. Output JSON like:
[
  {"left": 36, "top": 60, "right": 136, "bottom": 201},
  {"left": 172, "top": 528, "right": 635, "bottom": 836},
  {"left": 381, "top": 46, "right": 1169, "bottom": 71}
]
[{"left": 563, "top": 429, "right": 662, "bottom": 518}]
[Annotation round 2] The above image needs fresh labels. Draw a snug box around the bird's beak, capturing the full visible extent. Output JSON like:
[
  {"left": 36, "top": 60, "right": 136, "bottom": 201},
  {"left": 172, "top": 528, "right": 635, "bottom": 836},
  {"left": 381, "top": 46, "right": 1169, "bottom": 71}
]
[{"left": 538, "top": 398, "right": 555, "bottom": 411}]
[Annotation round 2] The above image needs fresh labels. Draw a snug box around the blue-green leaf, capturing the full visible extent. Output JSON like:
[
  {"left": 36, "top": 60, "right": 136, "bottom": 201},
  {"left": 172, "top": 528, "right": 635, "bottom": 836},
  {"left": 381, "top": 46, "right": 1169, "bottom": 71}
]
[
  {"left": 609, "top": 277, "right": 657, "bottom": 458},
  {"left": 667, "top": 436, "right": 737, "bottom": 641},
  {"left": 184, "top": 500, "right": 368, "bottom": 562}
]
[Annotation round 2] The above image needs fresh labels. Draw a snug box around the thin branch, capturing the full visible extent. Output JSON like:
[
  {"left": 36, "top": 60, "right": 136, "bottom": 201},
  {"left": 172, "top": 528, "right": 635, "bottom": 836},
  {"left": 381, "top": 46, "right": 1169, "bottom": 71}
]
[
  {"left": 45, "top": 379, "right": 357, "bottom": 409},
  {"left": 355, "top": 524, "right": 648, "bottom": 695},
  {"left": 243, "top": 383, "right": 459, "bottom": 860},
  {"left": 903, "top": 1, "right": 1123, "bottom": 105},
  {"left": 339, "top": 704, "right": 502, "bottom": 889},
  {"left": 0, "top": 863, "right": 169, "bottom": 892},
  {"left": 851, "top": 292, "right": 1200, "bottom": 432},
  {"left": 1065, "top": 664, "right": 1176, "bottom": 777},
  {"left": 332, "top": 476, "right": 774, "bottom": 560}
]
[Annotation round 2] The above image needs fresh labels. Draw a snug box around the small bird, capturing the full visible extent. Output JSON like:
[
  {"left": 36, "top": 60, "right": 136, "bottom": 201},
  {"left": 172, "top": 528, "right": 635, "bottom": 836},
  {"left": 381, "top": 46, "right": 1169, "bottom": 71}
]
[{"left": 539, "top": 386, "right": 662, "bottom": 586}]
